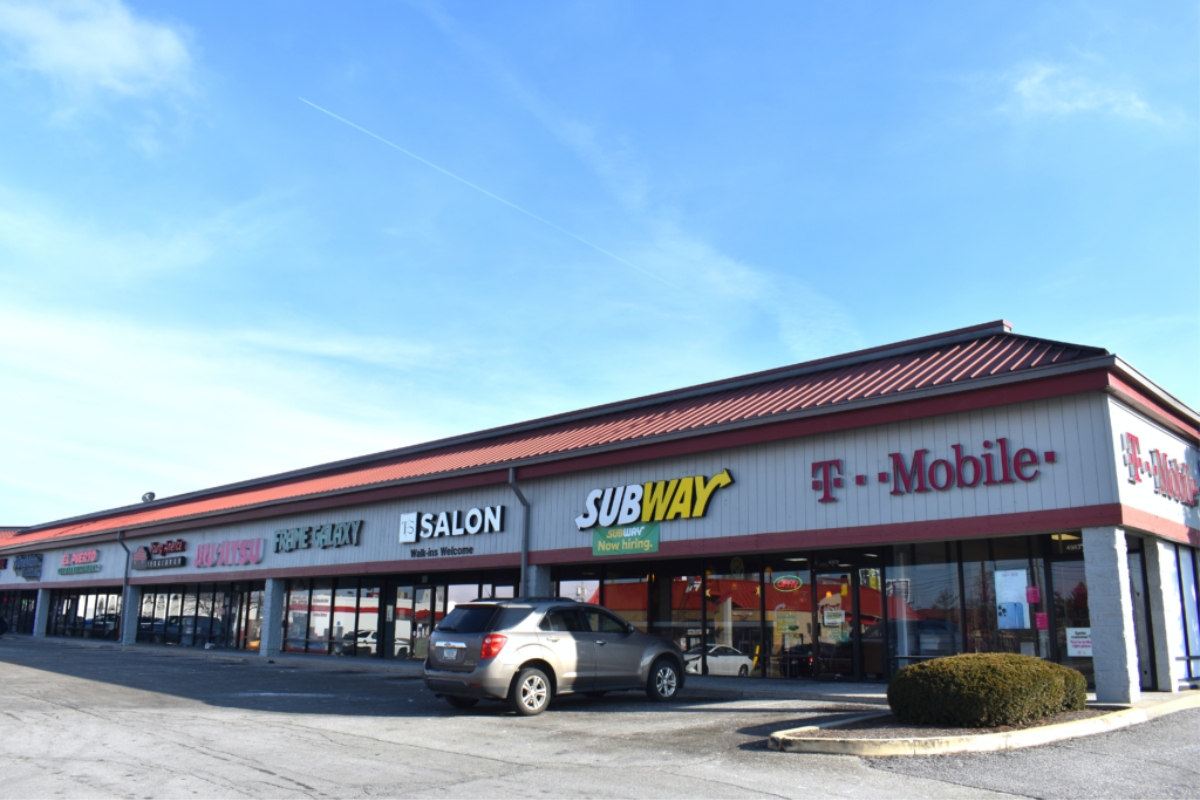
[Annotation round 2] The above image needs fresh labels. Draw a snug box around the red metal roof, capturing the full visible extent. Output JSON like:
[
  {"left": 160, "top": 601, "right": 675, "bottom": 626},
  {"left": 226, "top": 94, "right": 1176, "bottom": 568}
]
[{"left": 7, "top": 324, "right": 1108, "bottom": 547}]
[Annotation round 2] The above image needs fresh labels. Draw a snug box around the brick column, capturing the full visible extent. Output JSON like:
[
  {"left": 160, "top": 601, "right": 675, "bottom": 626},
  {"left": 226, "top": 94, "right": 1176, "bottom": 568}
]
[
  {"left": 525, "top": 564, "right": 553, "bottom": 598},
  {"left": 259, "top": 578, "right": 285, "bottom": 657},
  {"left": 1082, "top": 527, "right": 1141, "bottom": 703},
  {"left": 31, "top": 588, "right": 51, "bottom": 637},
  {"left": 120, "top": 585, "right": 142, "bottom": 646}
]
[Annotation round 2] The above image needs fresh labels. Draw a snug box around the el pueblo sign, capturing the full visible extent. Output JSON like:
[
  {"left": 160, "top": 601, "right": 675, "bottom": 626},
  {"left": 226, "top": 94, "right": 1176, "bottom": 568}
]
[{"left": 59, "top": 549, "right": 101, "bottom": 575}]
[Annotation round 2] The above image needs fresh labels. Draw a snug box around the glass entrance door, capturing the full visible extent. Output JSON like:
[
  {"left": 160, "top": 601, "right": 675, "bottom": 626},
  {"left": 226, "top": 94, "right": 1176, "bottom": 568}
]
[{"left": 814, "top": 570, "right": 854, "bottom": 678}]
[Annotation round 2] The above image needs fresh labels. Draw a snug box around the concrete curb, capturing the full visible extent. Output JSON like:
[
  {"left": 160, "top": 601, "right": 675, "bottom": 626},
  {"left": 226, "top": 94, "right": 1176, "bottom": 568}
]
[{"left": 768, "top": 692, "right": 1200, "bottom": 756}]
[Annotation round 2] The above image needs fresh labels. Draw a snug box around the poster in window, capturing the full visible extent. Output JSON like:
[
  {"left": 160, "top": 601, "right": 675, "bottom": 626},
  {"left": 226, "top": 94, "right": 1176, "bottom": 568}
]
[
  {"left": 995, "top": 569, "right": 1031, "bottom": 628},
  {"left": 1067, "top": 627, "right": 1093, "bottom": 657}
]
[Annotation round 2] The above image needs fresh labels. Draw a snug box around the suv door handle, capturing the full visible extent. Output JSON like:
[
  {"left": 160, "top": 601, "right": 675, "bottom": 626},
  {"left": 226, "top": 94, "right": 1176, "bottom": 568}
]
[
  {"left": 595, "top": 640, "right": 606, "bottom": 646},
  {"left": 546, "top": 636, "right": 560, "bottom": 642}
]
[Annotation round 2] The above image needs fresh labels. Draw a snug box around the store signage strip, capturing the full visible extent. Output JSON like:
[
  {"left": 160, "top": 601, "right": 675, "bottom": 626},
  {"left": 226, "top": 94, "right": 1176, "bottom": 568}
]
[
  {"left": 59, "top": 549, "right": 101, "bottom": 575},
  {"left": 575, "top": 470, "right": 733, "bottom": 530},
  {"left": 13, "top": 554, "right": 43, "bottom": 580},
  {"left": 1120, "top": 432, "right": 1199, "bottom": 507},
  {"left": 275, "top": 520, "right": 363, "bottom": 553},
  {"left": 399, "top": 506, "right": 504, "bottom": 544},
  {"left": 811, "top": 439, "right": 1058, "bottom": 503},
  {"left": 132, "top": 541, "right": 187, "bottom": 571},
  {"left": 196, "top": 539, "right": 264, "bottom": 569},
  {"left": 592, "top": 523, "right": 659, "bottom": 556}
]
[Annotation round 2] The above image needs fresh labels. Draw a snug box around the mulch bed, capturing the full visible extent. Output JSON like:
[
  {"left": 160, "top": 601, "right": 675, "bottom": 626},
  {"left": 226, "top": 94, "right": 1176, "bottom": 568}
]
[{"left": 800, "top": 707, "right": 1115, "bottom": 739}]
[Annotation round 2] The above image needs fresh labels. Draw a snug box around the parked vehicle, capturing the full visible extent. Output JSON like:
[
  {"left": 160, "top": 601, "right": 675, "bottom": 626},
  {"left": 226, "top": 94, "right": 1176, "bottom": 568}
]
[
  {"left": 424, "top": 597, "right": 685, "bottom": 716},
  {"left": 683, "top": 645, "right": 755, "bottom": 676}
]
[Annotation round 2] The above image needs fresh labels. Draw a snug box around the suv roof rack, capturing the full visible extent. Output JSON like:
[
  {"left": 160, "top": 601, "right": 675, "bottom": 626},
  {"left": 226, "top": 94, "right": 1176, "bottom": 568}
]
[{"left": 512, "top": 596, "right": 579, "bottom": 603}]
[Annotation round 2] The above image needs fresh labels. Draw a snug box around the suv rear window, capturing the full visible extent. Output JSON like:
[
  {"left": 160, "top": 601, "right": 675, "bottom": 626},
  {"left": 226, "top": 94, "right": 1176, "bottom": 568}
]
[{"left": 436, "top": 605, "right": 498, "bottom": 633}]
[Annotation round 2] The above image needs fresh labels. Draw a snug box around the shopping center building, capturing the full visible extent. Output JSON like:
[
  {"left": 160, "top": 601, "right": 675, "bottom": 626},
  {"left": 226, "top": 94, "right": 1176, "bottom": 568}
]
[{"left": 1, "top": 320, "right": 1197, "bottom": 703}]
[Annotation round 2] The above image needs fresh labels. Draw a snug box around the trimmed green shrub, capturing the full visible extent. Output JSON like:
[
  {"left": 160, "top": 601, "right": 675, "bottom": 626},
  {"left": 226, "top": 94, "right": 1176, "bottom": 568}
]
[{"left": 887, "top": 653, "right": 1087, "bottom": 728}]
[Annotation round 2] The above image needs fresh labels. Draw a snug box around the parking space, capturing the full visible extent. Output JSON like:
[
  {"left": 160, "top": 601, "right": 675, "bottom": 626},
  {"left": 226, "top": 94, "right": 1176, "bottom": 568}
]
[
  {"left": 1, "top": 638, "right": 1197, "bottom": 798},
  {"left": 0, "top": 637, "right": 997, "bottom": 799}
]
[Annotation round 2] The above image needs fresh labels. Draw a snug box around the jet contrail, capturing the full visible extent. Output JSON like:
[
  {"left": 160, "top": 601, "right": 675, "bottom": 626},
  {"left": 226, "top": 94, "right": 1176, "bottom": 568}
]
[{"left": 299, "top": 97, "right": 667, "bottom": 284}]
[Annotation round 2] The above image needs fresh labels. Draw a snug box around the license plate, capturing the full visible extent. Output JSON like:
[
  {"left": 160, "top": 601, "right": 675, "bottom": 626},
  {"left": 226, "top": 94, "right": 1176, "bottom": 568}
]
[{"left": 442, "top": 648, "right": 458, "bottom": 660}]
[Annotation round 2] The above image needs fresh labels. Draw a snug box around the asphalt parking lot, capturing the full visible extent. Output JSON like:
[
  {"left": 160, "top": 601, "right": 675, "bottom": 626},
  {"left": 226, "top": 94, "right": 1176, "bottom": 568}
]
[{"left": 0, "top": 637, "right": 1196, "bottom": 799}]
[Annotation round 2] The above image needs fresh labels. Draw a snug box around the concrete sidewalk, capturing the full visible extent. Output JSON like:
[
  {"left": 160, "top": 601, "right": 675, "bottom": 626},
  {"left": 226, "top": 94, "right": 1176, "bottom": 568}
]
[{"left": 2, "top": 634, "right": 890, "bottom": 703}]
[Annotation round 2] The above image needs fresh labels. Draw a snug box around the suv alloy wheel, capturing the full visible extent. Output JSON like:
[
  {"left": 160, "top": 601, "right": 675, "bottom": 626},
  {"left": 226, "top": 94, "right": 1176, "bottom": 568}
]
[
  {"left": 510, "top": 666, "right": 551, "bottom": 716},
  {"left": 646, "top": 657, "right": 680, "bottom": 702}
]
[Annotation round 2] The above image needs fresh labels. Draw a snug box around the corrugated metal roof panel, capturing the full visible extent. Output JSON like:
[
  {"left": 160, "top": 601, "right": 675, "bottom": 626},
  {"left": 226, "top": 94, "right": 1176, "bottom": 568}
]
[{"left": 9, "top": 329, "right": 1107, "bottom": 546}]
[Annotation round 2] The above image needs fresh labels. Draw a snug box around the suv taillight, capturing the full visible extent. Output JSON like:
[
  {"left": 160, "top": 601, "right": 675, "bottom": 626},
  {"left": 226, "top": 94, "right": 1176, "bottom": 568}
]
[{"left": 480, "top": 634, "right": 507, "bottom": 659}]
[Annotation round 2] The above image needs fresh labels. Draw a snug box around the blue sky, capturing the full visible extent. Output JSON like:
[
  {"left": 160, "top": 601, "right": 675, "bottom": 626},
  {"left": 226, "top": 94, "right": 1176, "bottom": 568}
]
[{"left": 0, "top": 0, "right": 1196, "bottom": 525}]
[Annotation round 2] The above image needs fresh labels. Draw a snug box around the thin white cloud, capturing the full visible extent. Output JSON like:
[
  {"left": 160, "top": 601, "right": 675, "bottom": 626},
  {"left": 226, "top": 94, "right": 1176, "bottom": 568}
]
[
  {"left": 412, "top": 3, "right": 862, "bottom": 362},
  {"left": 1004, "top": 62, "right": 1162, "bottom": 124},
  {"left": 0, "top": 0, "right": 192, "bottom": 98},
  {"left": 0, "top": 302, "right": 454, "bottom": 523}
]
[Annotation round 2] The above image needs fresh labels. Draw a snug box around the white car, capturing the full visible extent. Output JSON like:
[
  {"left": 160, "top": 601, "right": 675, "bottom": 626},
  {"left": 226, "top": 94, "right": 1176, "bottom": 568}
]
[{"left": 684, "top": 645, "right": 754, "bottom": 677}]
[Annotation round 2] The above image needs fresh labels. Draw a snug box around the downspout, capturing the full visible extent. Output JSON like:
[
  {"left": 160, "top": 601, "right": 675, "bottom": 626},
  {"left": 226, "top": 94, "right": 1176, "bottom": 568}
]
[
  {"left": 117, "top": 531, "right": 131, "bottom": 646},
  {"left": 508, "top": 468, "right": 531, "bottom": 597}
]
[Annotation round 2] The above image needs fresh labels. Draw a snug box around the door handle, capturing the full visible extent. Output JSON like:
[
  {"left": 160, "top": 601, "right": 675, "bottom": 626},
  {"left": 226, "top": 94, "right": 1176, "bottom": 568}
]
[
  {"left": 547, "top": 636, "right": 560, "bottom": 642},
  {"left": 595, "top": 640, "right": 606, "bottom": 646}
]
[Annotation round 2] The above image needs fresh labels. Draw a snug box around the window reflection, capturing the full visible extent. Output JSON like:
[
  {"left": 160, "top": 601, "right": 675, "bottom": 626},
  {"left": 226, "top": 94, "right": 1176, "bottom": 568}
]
[
  {"left": 705, "top": 570, "right": 762, "bottom": 677},
  {"left": 889, "top": 543, "right": 962, "bottom": 672}
]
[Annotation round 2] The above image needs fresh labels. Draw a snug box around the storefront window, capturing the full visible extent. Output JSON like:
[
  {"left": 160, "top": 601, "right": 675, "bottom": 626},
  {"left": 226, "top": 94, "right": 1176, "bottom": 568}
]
[
  {"left": 814, "top": 570, "right": 853, "bottom": 678},
  {"left": 650, "top": 573, "right": 703, "bottom": 662},
  {"left": 705, "top": 565, "right": 763, "bottom": 677},
  {"left": 352, "top": 584, "right": 380, "bottom": 657},
  {"left": 244, "top": 588, "right": 263, "bottom": 650},
  {"left": 558, "top": 579, "right": 600, "bottom": 604},
  {"left": 307, "top": 579, "right": 333, "bottom": 653},
  {"left": 962, "top": 538, "right": 1049, "bottom": 658},
  {"left": 0, "top": 590, "right": 38, "bottom": 635},
  {"left": 1051, "top": 560, "right": 1092, "bottom": 685},
  {"left": 330, "top": 585, "right": 357, "bottom": 655},
  {"left": 445, "top": 584, "right": 478, "bottom": 614},
  {"left": 46, "top": 590, "right": 121, "bottom": 640},
  {"left": 1176, "top": 546, "right": 1200, "bottom": 679},
  {"left": 603, "top": 569, "right": 649, "bottom": 632},
  {"left": 764, "top": 558, "right": 812, "bottom": 678},
  {"left": 412, "top": 587, "right": 436, "bottom": 658},
  {"left": 858, "top": 563, "right": 885, "bottom": 680},
  {"left": 394, "top": 586, "right": 414, "bottom": 658},
  {"left": 208, "top": 589, "right": 225, "bottom": 647},
  {"left": 180, "top": 588, "right": 198, "bottom": 646},
  {"left": 889, "top": 542, "right": 962, "bottom": 672},
  {"left": 284, "top": 580, "right": 310, "bottom": 652}
]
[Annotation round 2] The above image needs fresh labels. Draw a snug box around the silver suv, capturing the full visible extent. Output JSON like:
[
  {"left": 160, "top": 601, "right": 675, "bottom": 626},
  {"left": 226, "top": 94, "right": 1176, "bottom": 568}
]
[{"left": 423, "top": 597, "right": 685, "bottom": 716}]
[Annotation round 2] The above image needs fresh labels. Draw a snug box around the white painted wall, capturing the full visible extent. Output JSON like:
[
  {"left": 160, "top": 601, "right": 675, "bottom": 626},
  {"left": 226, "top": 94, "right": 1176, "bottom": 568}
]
[{"left": 1106, "top": 399, "right": 1200, "bottom": 532}]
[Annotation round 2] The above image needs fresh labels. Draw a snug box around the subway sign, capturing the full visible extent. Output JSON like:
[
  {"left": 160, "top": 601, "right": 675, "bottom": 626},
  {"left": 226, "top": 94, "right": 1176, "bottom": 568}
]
[{"left": 575, "top": 470, "right": 733, "bottom": 530}]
